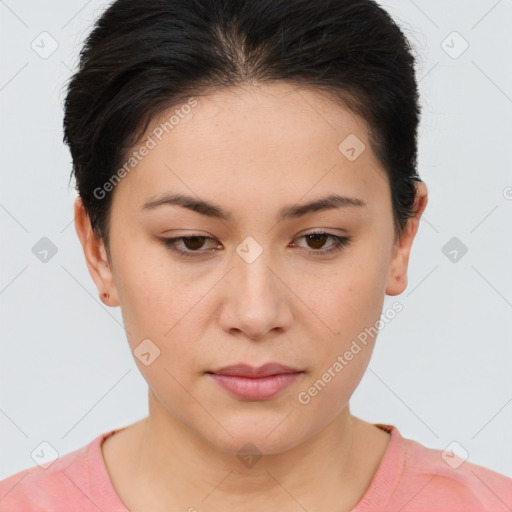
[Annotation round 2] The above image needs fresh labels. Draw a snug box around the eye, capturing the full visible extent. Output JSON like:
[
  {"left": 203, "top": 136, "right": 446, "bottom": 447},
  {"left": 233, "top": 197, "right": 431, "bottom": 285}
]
[
  {"left": 291, "top": 231, "right": 352, "bottom": 255},
  {"left": 160, "top": 235, "right": 220, "bottom": 258},
  {"left": 160, "top": 231, "right": 352, "bottom": 258}
]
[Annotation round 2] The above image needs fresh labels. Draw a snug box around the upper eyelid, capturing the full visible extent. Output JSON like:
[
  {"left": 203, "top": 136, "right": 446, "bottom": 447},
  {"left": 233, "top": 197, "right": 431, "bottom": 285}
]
[
  {"left": 165, "top": 232, "right": 348, "bottom": 252},
  {"left": 166, "top": 228, "right": 347, "bottom": 239},
  {"left": 168, "top": 231, "right": 343, "bottom": 243}
]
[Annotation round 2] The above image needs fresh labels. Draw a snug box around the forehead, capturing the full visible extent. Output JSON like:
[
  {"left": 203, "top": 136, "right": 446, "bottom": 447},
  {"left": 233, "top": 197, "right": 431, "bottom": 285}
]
[{"left": 111, "top": 82, "right": 388, "bottom": 216}]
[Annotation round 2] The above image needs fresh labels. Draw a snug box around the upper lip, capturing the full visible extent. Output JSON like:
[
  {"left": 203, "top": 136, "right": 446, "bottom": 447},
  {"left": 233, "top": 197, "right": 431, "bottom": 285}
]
[{"left": 208, "top": 363, "right": 302, "bottom": 378}]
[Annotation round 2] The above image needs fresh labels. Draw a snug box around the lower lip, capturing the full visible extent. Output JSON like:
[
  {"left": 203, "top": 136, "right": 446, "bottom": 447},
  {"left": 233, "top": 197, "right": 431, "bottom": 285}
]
[{"left": 208, "top": 372, "right": 303, "bottom": 400}]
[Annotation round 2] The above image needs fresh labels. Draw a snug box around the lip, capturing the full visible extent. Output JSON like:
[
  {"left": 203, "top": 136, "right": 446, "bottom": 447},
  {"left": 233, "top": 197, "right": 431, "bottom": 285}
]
[
  {"left": 209, "top": 363, "right": 302, "bottom": 378},
  {"left": 206, "top": 363, "right": 304, "bottom": 400}
]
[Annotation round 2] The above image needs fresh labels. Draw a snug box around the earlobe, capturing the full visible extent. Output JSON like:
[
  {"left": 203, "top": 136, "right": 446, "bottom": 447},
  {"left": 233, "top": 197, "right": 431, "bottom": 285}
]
[
  {"left": 385, "top": 181, "right": 428, "bottom": 297},
  {"left": 73, "top": 196, "right": 119, "bottom": 306}
]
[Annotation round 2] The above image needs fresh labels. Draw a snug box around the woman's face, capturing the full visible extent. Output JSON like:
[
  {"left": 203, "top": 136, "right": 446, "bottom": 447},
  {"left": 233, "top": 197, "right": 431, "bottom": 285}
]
[{"left": 76, "top": 82, "right": 426, "bottom": 455}]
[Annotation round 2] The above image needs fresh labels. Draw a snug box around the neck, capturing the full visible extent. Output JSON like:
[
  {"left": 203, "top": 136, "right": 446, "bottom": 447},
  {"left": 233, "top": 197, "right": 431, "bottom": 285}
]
[{"left": 120, "top": 391, "right": 383, "bottom": 511}]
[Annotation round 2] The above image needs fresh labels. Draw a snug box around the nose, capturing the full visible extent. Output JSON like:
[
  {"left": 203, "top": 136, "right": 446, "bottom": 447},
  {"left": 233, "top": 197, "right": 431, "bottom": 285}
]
[{"left": 216, "top": 246, "right": 294, "bottom": 341}]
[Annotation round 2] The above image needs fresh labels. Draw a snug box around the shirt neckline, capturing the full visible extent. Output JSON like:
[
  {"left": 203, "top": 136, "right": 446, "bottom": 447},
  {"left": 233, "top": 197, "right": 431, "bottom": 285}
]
[
  {"left": 89, "top": 422, "right": 404, "bottom": 511},
  {"left": 88, "top": 427, "right": 130, "bottom": 511},
  {"left": 350, "top": 423, "right": 406, "bottom": 511}
]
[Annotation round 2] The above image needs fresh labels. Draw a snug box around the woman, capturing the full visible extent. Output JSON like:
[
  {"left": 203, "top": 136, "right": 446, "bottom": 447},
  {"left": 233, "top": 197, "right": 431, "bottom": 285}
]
[{"left": 1, "top": 0, "right": 510, "bottom": 510}]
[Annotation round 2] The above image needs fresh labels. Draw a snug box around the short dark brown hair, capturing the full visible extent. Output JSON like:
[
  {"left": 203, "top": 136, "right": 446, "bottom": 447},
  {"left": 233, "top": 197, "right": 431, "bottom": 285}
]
[{"left": 63, "top": 0, "right": 422, "bottom": 251}]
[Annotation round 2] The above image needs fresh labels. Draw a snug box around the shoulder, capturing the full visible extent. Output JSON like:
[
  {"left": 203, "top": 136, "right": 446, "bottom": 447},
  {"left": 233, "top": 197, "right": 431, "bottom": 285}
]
[
  {"left": 0, "top": 432, "right": 112, "bottom": 512},
  {"left": 391, "top": 429, "right": 512, "bottom": 511}
]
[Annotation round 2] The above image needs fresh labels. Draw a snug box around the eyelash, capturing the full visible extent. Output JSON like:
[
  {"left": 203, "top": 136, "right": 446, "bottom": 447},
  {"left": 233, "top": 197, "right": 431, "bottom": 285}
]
[{"left": 160, "top": 232, "right": 352, "bottom": 259}]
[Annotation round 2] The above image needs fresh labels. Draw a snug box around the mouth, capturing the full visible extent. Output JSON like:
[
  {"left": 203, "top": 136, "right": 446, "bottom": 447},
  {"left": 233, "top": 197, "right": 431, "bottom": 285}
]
[{"left": 206, "top": 363, "right": 304, "bottom": 401}]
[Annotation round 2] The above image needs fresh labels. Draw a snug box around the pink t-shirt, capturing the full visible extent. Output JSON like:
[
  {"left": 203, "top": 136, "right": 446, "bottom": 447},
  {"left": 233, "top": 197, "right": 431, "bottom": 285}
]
[{"left": 1, "top": 423, "right": 511, "bottom": 511}]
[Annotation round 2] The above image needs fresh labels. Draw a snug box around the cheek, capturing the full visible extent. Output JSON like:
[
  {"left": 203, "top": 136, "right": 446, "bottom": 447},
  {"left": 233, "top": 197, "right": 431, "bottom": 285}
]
[
  {"left": 113, "top": 250, "right": 221, "bottom": 374},
  {"left": 299, "top": 259, "right": 387, "bottom": 340},
  {"left": 111, "top": 244, "right": 187, "bottom": 344},
  {"left": 295, "top": 265, "right": 384, "bottom": 414},
  {"left": 295, "top": 340, "right": 372, "bottom": 427}
]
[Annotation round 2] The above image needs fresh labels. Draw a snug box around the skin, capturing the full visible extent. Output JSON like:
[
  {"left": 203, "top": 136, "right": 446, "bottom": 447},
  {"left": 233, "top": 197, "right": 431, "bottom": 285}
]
[{"left": 74, "top": 81, "right": 428, "bottom": 512}]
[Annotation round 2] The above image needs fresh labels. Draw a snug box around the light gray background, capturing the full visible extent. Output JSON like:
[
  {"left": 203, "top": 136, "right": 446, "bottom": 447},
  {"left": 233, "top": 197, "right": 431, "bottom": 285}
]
[{"left": 1, "top": 0, "right": 511, "bottom": 481}]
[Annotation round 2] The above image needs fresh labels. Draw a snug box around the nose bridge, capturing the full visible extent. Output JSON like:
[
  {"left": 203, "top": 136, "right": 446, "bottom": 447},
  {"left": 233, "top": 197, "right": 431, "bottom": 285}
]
[
  {"left": 234, "top": 250, "right": 276, "bottom": 305},
  {"left": 218, "top": 235, "right": 291, "bottom": 338},
  {"left": 233, "top": 236, "right": 278, "bottom": 307},
  {"left": 233, "top": 236, "right": 272, "bottom": 295}
]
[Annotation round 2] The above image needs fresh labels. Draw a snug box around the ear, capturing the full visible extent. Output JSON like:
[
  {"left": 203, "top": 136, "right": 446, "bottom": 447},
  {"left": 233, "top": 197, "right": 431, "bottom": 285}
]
[
  {"left": 385, "top": 181, "right": 428, "bottom": 296},
  {"left": 74, "top": 196, "right": 120, "bottom": 306}
]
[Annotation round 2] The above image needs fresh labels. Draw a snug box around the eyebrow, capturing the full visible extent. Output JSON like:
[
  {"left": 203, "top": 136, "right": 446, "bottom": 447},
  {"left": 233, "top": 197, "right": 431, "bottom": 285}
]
[{"left": 141, "top": 193, "right": 367, "bottom": 221}]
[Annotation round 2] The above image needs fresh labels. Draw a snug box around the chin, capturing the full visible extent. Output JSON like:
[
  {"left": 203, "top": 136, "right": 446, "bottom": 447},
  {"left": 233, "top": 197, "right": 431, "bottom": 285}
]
[{"left": 196, "top": 412, "right": 313, "bottom": 457}]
